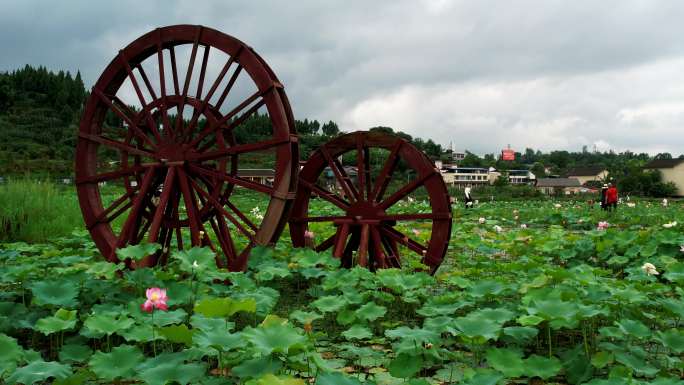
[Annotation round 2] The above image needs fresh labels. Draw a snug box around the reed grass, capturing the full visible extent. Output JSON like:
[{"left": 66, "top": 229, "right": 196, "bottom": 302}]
[{"left": 0, "top": 179, "right": 83, "bottom": 242}]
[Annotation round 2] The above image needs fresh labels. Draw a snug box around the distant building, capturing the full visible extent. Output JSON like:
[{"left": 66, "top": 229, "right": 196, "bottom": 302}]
[
  {"left": 440, "top": 166, "right": 490, "bottom": 188},
  {"left": 566, "top": 167, "right": 608, "bottom": 185},
  {"left": 535, "top": 178, "right": 582, "bottom": 195},
  {"left": 452, "top": 151, "right": 466, "bottom": 162},
  {"left": 439, "top": 166, "right": 535, "bottom": 188},
  {"left": 508, "top": 169, "right": 536, "bottom": 185},
  {"left": 237, "top": 169, "right": 275, "bottom": 186},
  {"left": 643, "top": 159, "right": 684, "bottom": 196}
]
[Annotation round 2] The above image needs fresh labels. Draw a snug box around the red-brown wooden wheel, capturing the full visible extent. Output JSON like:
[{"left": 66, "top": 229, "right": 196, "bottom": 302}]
[
  {"left": 289, "top": 131, "right": 452, "bottom": 274},
  {"left": 76, "top": 25, "right": 298, "bottom": 271}
]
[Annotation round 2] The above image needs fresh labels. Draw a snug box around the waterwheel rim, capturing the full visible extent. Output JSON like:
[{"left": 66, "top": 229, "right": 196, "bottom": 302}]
[
  {"left": 289, "top": 131, "right": 452, "bottom": 274},
  {"left": 76, "top": 25, "right": 298, "bottom": 271}
]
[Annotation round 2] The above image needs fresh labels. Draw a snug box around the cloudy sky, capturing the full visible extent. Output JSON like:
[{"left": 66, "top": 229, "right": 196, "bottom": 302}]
[{"left": 2, "top": 0, "right": 684, "bottom": 155}]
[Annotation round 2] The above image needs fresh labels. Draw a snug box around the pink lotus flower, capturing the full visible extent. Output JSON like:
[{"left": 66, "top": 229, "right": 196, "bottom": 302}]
[
  {"left": 597, "top": 221, "right": 609, "bottom": 231},
  {"left": 141, "top": 288, "right": 168, "bottom": 313},
  {"left": 304, "top": 230, "right": 315, "bottom": 239},
  {"left": 412, "top": 229, "right": 421, "bottom": 236}
]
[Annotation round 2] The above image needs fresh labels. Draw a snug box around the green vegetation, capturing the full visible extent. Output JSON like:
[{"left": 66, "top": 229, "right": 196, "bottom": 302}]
[
  {"left": 0, "top": 179, "right": 83, "bottom": 242},
  {"left": 1, "top": 193, "right": 684, "bottom": 384}
]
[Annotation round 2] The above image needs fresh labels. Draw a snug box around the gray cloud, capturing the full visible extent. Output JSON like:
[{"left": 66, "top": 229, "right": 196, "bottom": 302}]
[{"left": 2, "top": 0, "right": 684, "bottom": 155}]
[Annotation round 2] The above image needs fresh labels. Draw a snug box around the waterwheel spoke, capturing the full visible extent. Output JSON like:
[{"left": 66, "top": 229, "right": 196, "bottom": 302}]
[
  {"left": 188, "top": 163, "right": 274, "bottom": 195},
  {"left": 168, "top": 45, "right": 180, "bottom": 96},
  {"left": 208, "top": 216, "right": 232, "bottom": 268},
  {"left": 356, "top": 140, "right": 367, "bottom": 201},
  {"left": 78, "top": 132, "right": 156, "bottom": 159},
  {"left": 379, "top": 225, "right": 427, "bottom": 256},
  {"left": 86, "top": 189, "right": 137, "bottom": 230},
  {"left": 298, "top": 179, "right": 350, "bottom": 210},
  {"left": 370, "top": 140, "right": 402, "bottom": 202},
  {"left": 113, "top": 168, "right": 156, "bottom": 258},
  {"left": 320, "top": 146, "right": 360, "bottom": 203},
  {"left": 332, "top": 223, "right": 350, "bottom": 258},
  {"left": 136, "top": 64, "right": 158, "bottom": 101},
  {"left": 315, "top": 233, "right": 337, "bottom": 252},
  {"left": 215, "top": 49, "right": 243, "bottom": 110},
  {"left": 155, "top": 31, "right": 173, "bottom": 137},
  {"left": 189, "top": 137, "right": 289, "bottom": 163},
  {"left": 118, "top": 51, "right": 162, "bottom": 143},
  {"left": 76, "top": 165, "right": 149, "bottom": 185},
  {"left": 174, "top": 28, "right": 202, "bottom": 137},
  {"left": 289, "top": 215, "right": 347, "bottom": 223},
  {"left": 358, "top": 224, "right": 370, "bottom": 267},
  {"left": 187, "top": 175, "right": 256, "bottom": 242},
  {"left": 184, "top": 52, "right": 238, "bottom": 139},
  {"left": 92, "top": 90, "right": 157, "bottom": 149},
  {"left": 363, "top": 146, "right": 372, "bottom": 199},
  {"left": 177, "top": 168, "right": 203, "bottom": 246},
  {"left": 370, "top": 226, "right": 388, "bottom": 268},
  {"left": 378, "top": 171, "right": 436, "bottom": 210},
  {"left": 190, "top": 87, "right": 270, "bottom": 148},
  {"left": 381, "top": 213, "right": 451, "bottom": 221},
  {"left": 148, "top": 167, "right": 177, "bottom": 242}
]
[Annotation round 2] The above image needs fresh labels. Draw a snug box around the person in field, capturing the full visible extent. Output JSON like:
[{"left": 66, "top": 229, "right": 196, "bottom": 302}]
[
  {"left": 600, "top": 184, "right": 608, "bottom": 210},
  {"left": 464, "top": 187, "right": 474, "bottom": 209},
  {"left": 606, "top": 183, "right": 618, "bottom": 212}
]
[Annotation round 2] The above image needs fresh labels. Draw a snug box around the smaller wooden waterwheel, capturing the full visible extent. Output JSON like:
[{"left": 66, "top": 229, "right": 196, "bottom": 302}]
[{"left": 289, "top": 131, "right": 452, "bottom": 274}]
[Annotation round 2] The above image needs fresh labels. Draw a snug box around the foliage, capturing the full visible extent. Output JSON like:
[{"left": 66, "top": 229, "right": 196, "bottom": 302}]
[{"left": 1, "top": 197, "right": 684, "bottom": 384}]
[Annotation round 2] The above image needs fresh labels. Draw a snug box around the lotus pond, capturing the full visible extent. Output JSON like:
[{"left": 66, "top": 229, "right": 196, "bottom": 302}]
[{"left": 1, "top": 197, "right": 684, "bottom": 384}]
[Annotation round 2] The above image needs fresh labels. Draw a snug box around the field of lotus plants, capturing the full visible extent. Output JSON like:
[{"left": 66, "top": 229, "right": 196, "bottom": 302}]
[{"left": 1, "top": 196, "right": 684, "bottom": 384}]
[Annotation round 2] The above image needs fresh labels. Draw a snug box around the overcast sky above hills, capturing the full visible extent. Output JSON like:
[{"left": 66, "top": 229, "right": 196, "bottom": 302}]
[{"left": 2, "top": 0, "right": 684, "bottom": 155}]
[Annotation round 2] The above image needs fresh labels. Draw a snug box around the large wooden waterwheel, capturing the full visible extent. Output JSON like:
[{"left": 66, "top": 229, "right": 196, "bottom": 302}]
[{"left": 75, "top": 25, "right": 298, "bottom": 271}]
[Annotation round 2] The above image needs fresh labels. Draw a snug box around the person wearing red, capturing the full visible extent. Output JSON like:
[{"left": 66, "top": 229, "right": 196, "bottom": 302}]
[{"left": 606, "top": 183, "right": 618, "bottom": 212}]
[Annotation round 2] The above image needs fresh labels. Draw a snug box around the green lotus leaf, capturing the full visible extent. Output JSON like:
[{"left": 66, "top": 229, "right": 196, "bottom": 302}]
[
  {"left": 30, "top": 280, "right": 79, "bottom": 307},
  {"left": 312, "top": 295, "right": 346, "bottom": 313},
  {"left": 137, "top": 361, "right": 206, "bottom": 385},
  {"left": 657, "top": 328, "right": 684, "bottom": 353},
  {"left": 151, "top": 308, "right": 187, "bottom": 327},
  {"left": 247, "top": 374, "right": 306, "bottom": 385},
  {"left": 388, "top": 353, "right": 422, "bottom": 378},
  {"left": 232, "top": 355, "right": 283, "bottom": 379},
  {"left": 453, "top": 316, "right": 501, "bottom": 341},
  {"left": 502, "top": 326, "right": 538, "bottom": 342},
  {"left": 193, "top": 297, "right": 256, "bottom": 318},
  {"left": 255, "top": 264, "right": 291, "bottom": 281},
  {"left": 86, "top": 261, "right": 123, "bottom": 279},
  {"left": 118, "top": 324, "right": 162, "bottom": 343},
  {"left": 591, "top": 351, "right": 614, "bottom": 369},
  {"left": 615, "top": 319, "right": 651, "bottom": 339},
  {"left": 342, "top": 325, "right": 373, "bottom": 340},
  {"left": 82, "top": 313, "right": 134, "bottom": 336},
  {"left": 614, "top": 351, "right": 659, "bottom": 376},
  {"left": 116, "top": 243, "right": 161, "bottom": 261},
  {"left": 316, "top": 372, "right": 363, "bottom": 385},
  {"left": 6, "top": 360, "right": 72, "bottom": 385},
  {"left": 0, "top": 333, "right": 23, "bottom": 366},
  {"left": 524, "top": 355, "right": 561, "bottom": 379},
  {"left": 290, "top": 310, "right": 322, "bottom": 325},
  {"left": 88, "top": 344, "right": 143, "bottom": 380},
  {"left": 58, "top": 344, "right": 92, "bottom": 363},
  {"left": 193, "top": 328, "right": 242, "bottom": 351},
  {"left": 460, "top": 372, "right": 503, "bottom": 385},
  {"left": 486, "top": 348, "right": 524, "bottom": 377},
  {"left": 664, "top": 262, "right": 684, "bottom": 283},
  {"left": 423, "top": 315, "right": 458, "bottom": 335},
  {"left": 158, "top": 324, "right": 194, "bottom": 346},
  {"left": 354, "top": 302, "right": 386, "bottom": 322},
  {"left": 517, "top": 315, "right": 544, "bottom": 326},
  {"left": 35, "top": 308, "right": 77, "bottom": 335},
  {"left": 172, "top": 247, "right": 215, "bottom": 273},
  {"left": 242, "top": 323, "right": 306, "bottom": 355},
  {"left": 385, "top": 326, "right": 439, "bottom": 344},
  {"left": 190, "top": 314, "right": 234, "bottom": 332}
]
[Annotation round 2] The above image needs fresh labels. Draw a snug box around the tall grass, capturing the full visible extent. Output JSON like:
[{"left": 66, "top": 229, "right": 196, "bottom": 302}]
[{"left": 0, "top": 180, "right": 83, "bottom": 242}]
